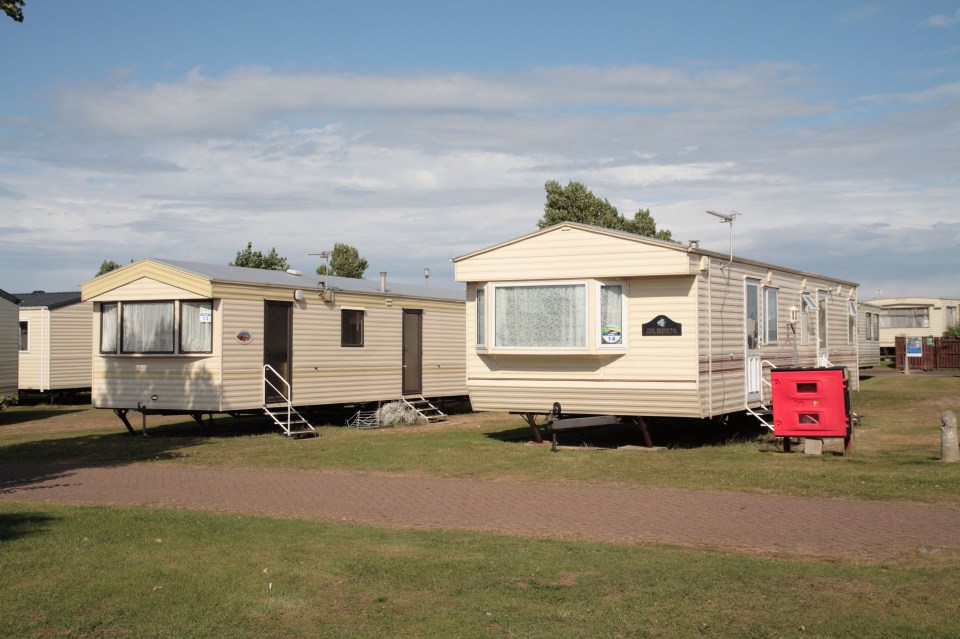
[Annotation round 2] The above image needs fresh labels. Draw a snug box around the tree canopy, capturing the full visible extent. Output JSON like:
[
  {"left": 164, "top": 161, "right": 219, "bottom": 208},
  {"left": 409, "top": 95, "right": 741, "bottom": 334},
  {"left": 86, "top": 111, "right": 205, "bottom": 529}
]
[
  {"left": 316, "top": 243, "right": 369, "bottom": 279},
  {"left": 2, "top": 1, "right": 25, "bottom": 22},
  {"left": 230, "top": 242, "right": 290, "bottom": 271},
  {"left": 537, "top": 180, "right": 672, "bottom": 241},
  {"left": 96, "top": 260, "right": 123, "bottom": 277}
]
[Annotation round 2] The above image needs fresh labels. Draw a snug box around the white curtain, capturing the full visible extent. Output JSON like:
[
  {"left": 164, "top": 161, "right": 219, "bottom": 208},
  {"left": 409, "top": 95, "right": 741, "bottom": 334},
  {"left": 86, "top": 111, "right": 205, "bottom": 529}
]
[
  {"left": 181, "top": 301, "right": 213, "bottom": 353},
  {"left": 100, "top": 303, "right": 118, "bottom": 353},
  {"left": 122, "top": 302, "right": 174, "bottom": 353},
  {"left": 599, "top": 284, "right": 623, "bottom": 345},
  {"left": 495, "top": 284, "right": 586, "bottom": 348}
]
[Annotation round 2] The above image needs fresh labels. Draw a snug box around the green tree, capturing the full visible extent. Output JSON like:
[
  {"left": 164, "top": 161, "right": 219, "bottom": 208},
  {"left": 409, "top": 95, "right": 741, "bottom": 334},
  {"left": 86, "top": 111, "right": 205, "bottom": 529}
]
[
  {"left": 96, "top": 260, "right": 123, "bottom": 277},
  {"left": 944, "top": 324, "right": 960, "bottom": 339},
  {"left": 537, "top": 180, "right": 672, "bottom": 241},
  {"left": 2, "top": 1, "right": 25, "bottom": 22},
  {"left": 230, "top": 242, "right": 290, "bottom": 271},
  {"left": 316, "top": 243, "right": 369, "bottom": 279}
]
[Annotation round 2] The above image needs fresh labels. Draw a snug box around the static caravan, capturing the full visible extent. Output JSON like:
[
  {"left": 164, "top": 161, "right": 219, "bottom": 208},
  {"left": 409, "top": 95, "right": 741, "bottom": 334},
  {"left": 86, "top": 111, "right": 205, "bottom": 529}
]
[
  {"left": 858, "top": 302, "right": 882, "bottom": 369},
  {"left": 872, "top": 297, "right": 960, "bottom": 355},
  {"left": 0, "top": 289, "right": 19, "bottom": 402},
  {"left": 16, "top": 291, "right": 92, "bottom": 399},
  {"left": 81, "top": 259, "right": 466, "bottom": 434},
  {"left": 452, "top": 222, "right": 861, "bottom": 428}
]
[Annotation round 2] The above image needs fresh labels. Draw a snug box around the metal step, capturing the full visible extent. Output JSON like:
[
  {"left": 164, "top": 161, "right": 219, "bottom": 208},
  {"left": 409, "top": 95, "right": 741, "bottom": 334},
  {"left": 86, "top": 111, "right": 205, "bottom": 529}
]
[{"left": 401, "top": 396, "right": 447, "bottom": 423}]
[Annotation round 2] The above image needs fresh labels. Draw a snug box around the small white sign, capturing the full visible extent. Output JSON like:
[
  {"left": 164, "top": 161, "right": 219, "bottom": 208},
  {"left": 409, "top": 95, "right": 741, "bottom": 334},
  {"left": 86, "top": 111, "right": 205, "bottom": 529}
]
[{"left": 199, "top": 306, "right": 212, "bottom": 323}]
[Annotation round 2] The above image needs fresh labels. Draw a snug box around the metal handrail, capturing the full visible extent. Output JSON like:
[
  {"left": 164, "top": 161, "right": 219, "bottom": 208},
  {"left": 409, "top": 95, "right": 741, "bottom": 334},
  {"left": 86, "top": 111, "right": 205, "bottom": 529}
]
[{"left": 263, "top": 365, "right": 292, "bottom": 429}]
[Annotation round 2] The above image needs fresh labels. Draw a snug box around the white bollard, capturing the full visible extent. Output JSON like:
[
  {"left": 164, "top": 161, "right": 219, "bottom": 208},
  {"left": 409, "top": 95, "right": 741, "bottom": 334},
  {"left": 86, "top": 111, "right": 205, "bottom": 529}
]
[{"left": 942, "top": 410, "right": 959, "bottom": 463}]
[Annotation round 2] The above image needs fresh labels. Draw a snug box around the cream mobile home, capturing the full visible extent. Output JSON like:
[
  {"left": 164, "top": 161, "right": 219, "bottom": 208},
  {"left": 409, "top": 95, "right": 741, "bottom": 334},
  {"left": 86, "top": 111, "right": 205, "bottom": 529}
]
[
  {"left": 16, "top": 291, "right": 92, "bottom": 399},
  {"left": 81, "top": 259, "right": 467, "bottom": 434},
  {"left": 452, "top": 222, "right": 861, "bottom": 427},
  {"left": 0, "top": 289, "right": 19, "bottom": 403},
  {"left": 871, "top": 296, "right": 960, "bottom": 355}
]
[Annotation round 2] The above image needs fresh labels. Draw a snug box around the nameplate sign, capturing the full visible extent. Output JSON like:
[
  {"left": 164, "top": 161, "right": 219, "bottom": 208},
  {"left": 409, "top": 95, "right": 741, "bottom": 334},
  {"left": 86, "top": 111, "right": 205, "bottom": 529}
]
[{"left": 642, "top": 315, "right": 682, "bottom": 336}]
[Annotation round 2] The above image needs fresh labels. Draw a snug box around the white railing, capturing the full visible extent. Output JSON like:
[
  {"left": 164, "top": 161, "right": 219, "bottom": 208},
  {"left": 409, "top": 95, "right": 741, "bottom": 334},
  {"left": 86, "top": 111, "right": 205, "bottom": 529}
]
[{"left": 263, "top": 364, "right": 293, "bottom": 426}]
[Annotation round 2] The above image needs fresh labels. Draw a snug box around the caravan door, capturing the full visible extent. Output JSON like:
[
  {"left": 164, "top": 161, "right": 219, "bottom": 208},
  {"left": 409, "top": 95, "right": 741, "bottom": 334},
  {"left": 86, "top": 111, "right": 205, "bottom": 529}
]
[
  {"left": 744, "top": 279, "right": 762, "bottom": 403},
  {"left": 263, "top": 301, "right": 293, "bottom": 403},
  {"left": 402, "top": 309, "right": 423, "bottom": 396}
]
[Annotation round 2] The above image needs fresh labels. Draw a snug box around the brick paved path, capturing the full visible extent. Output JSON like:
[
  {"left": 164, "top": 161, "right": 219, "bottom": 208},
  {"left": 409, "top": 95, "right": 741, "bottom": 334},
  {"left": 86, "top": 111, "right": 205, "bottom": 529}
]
[{"left": 2, "top": 462, "right": 958, "bottom": 564}]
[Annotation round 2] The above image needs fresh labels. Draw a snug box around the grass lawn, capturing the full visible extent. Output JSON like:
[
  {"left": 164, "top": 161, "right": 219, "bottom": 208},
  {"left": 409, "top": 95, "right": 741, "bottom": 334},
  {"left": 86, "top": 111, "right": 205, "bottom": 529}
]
[
  {"left": 2, "top": 375, "right": 960, "bottom": 637},
  {"left": 2, "top": 502, "right": 959, "bottom": 639},
  {"left": 1, "top": 375, "right": 958, "bottom": 505}
]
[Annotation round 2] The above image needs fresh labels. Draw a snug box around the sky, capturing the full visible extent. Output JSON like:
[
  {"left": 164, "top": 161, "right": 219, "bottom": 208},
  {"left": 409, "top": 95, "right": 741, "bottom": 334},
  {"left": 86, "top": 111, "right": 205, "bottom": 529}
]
[{"left": 1, "top": 1, "right": 958, "bottom": 298}]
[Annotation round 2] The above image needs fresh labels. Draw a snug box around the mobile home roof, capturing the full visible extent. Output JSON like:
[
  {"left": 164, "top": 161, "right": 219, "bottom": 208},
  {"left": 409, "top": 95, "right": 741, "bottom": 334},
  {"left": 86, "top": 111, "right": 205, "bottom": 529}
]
[
  {"left": 452, "top": 221, "right": 859, "bottom": 287},
  {"left": 87, "top": 259, "right": 465, "bottom": 302}
]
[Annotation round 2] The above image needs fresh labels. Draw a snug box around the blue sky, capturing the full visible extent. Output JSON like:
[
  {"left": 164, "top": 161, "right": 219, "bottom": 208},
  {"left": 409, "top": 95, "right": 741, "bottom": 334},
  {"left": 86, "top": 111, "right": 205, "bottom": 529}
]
[{"left": 1, "top": 1, "right": 958, "bottom": 297}]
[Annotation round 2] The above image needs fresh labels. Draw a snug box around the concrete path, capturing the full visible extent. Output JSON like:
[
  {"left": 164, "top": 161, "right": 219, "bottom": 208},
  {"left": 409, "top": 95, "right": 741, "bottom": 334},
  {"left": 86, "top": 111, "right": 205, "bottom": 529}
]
[{"left": 2, "top": 462, "right": 958, "bottom": 564}]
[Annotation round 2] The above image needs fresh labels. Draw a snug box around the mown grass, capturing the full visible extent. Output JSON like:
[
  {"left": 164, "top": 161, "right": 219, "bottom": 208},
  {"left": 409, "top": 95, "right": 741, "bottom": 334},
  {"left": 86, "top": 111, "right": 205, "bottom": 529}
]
[
  {"left": 2, "top": 502, "right": 959, "bottom": 639},
  {"left": 1, "top": 375, "right": 958, "bottom": 504}
]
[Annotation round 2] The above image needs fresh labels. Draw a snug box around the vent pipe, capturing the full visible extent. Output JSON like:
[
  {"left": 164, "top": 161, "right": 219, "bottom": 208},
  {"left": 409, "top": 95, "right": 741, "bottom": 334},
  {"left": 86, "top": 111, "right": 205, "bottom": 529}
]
[{"left": 380, "top": 272, "right": 387, "bottom": 293}]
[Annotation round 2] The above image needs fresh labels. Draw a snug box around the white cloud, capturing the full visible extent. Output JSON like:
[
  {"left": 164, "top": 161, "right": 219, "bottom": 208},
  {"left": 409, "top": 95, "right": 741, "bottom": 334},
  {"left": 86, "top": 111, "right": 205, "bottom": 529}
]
[
  {"left": 1, "top": 62, "right": 958, "bottom": 299},
  {"left": 923, "top": 8, "right": 960, "bottom": 27}
]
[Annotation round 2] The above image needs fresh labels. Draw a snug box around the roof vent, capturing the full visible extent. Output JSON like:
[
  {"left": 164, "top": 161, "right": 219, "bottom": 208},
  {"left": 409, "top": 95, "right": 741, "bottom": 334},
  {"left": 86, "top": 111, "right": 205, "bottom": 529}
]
[
  {"left": 687, "top": 240, "right": 700, "bottom": 249},
  {"left": 286, "top": 269, "right": 302, "bottom": 276},
  {"left": 380, "top": 272, "right": 387, "bottom": 293},
  {"left": 32, "top": 290, "right": 45, "bottom": 295}
]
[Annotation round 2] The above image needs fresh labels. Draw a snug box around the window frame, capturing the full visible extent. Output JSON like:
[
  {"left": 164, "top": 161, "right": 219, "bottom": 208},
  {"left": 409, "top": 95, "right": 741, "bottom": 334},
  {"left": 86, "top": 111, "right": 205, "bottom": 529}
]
[
  {"left": 340, "top": 307, "right": 365, "bottom": 347},
  {"left": 763, "top": 287, "right": 779, "bottom": 345},
  {"left": 490, "top": 280, "right": 589, "bottom": 351},
  {"left": 100, "top": 299, "right": 215, "bottom": 356},
  {"left": 120, "top": 301, "right": 176, "bottom": 354},
  {"left": 475, "top": 285, "right": 486, "bottom": 348},
  {"left": 847, "top": 301, "right": 858, "bottom": 345},
  {"left": 180, "top": 300, "right": 214, "bottom": 354},
  {"left": 596, "top": 280, "right": 628, "bottom": 349},
  {"left": 100, "top": 303, "right": 118, "bottom": 354},
  {"left": 18, "top": 320, "right": 29, "bottom": 353}
]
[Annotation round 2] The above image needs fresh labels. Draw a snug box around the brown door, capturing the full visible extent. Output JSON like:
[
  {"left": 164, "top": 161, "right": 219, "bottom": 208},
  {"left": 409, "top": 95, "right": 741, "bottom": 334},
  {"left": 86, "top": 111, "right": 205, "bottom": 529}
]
[
  {"left": 402, "top": 309, "right": 422, "bottom": 396},
  {"left": 264, "top": 301, "right": 293, "bottom": 403}
]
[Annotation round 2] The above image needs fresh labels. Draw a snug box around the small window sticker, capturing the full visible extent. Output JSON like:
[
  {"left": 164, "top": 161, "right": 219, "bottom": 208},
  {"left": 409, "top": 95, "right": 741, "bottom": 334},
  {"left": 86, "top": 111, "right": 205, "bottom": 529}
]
[{"left": 601, "top": 325, "right": 622, "bottom": 344}]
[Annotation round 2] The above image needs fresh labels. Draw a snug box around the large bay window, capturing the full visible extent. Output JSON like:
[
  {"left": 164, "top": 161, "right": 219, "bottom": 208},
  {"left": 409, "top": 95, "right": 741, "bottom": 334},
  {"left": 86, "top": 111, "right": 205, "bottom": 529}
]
[
  {"left": 483, "top": 280, "right": 627, "bottom": 351},
  {"left": 879, "top": 307, "right": 929, "bottom": 329},
  {"left": 494, "top": 283, "right": 587, "bottom": 349},
  {"left": 100, "top": 300, "right": 213, "bottom": 355}
]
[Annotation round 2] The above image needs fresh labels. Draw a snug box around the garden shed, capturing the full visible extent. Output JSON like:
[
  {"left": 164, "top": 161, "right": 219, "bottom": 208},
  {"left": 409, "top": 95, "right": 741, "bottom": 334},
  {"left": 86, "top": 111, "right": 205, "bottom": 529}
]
[
  {"left": 81, "top": 259, "right": 467, "bottom": 433},
  {"left": 452, "top": 222, "right": 861, "bottom": 424},
  {"left": 0, "top": 289, "right": 19, "bottom": 402},
  {"left": 16, "top": 291, "right": 92, "bottom": 398}
]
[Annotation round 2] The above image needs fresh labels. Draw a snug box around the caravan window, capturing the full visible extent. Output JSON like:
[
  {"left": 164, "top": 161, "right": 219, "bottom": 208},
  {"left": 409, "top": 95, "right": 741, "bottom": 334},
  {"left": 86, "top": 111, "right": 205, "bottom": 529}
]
[
  {"left": 598, "top": 282, "right": 627, "bottom": 348},
  {"left": 341, "top": 309, "right": 364, "bottom": 347},
  {"left": 122, "top": 302, "right": 175, "bottom": 354},
  {"left": 101, "top": 300, "right": 213, "bottom": 355},
  {"left": 879, "top": 307, "right": 929, "bottom": 329},
  {"left": 100, "top": 303, "right": 118, "bottom": 353},
  {"left": 18, "top": 321, "right": 28, "bottom": 352},
  {"left": 476, "top": 286, "right": 486, "bottom": 348},
  {"left": 764, "top": 288, "right": 778, "bottom": 344},
  {"left": 181, "top": 301, "right": 213, "bottom": 353},
  {"left": 493, "top": 283, "right": 587, "bottom": 349},
  {"left": 848, "top": 301, "right": 858, "bottom": 344}
]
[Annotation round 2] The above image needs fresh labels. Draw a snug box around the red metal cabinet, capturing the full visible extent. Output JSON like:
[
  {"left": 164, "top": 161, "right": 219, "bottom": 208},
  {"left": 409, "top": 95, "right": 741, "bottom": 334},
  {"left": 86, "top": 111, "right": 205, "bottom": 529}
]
[{"left": 771, "top": 367, "right": 850, "bottom": 438}]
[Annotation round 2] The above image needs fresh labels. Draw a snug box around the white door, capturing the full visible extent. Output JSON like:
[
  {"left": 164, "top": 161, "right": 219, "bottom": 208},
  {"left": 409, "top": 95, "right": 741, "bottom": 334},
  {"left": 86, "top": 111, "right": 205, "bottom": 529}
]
[{"left": 745, "top": 280, "right": 762, "bottom": 403}]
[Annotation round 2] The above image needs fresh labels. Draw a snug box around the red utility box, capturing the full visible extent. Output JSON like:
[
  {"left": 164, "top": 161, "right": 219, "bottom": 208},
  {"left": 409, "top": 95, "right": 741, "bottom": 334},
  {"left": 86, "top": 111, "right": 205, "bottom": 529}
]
[{"left": 771, "top": 367, "right": 850, "bottom": 438}]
